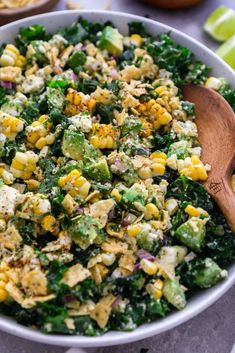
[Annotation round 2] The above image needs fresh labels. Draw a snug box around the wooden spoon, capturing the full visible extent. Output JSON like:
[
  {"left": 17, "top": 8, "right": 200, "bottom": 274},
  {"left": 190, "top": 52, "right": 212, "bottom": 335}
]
[{"left": 183, "top": 85, "right": 235, "bottom": 233}]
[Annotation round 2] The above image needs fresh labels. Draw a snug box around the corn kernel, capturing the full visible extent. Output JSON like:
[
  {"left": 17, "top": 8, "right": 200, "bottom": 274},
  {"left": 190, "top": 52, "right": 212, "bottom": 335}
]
[
  {"left": 145, "top": 203, "right": 159, "bottom": 220},
  {"left": 185, "top": 205, "right": 200, "bottom": 217},
  {"left": 11, "top": 159, "right": 24, "bottom": 171},
  {"left": 151, "top": 151, "right": 167, "bottom": 160},
  {"left": 151, "top": 163, "right": 165, "bottom": 175},
  {"left": 41, "top": 215, "right": 58, "bottom": 235},
  {"left": 87, "top": 98, "right": 96, "bottom": 112},
  {"left": 130, "top": 34, "right": 143, "bottom": 47},
  {"left": 127, "top": 224, "right": 142, "bottom": 237},
  {"left": 25, "top": 179, "right": 40, "bottom": 191},
  {"left": 197, "top": 165, "right": 208, "bottom": 181},
  {"left": 35, "top": 137, "right": 47, "bottom": 150},
  {"left": 141, "top": 259, "right": 158, "bottom": 275},
  {"left": 146, "top": 279, "right": 163, "bottom": 299},
  {"left": 110, "top": 189, "right": 122, "bottom": 202},
  {"left": 158, "top": 112, "right": 172, "bottom": 125},
  {"left": 155, "top": 86, "right": 167, "bottom": 95},
  {"left": 0, "top": 288, "right": 8, "bottom": 302}
]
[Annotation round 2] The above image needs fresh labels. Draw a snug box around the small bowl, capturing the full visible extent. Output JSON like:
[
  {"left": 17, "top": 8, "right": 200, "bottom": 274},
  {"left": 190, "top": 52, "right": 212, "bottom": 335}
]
[
  {"left": 143, "top": 0, "right": 204, "bottom": 10},
  {"left": 0, "top": 0, "right": 59, "bottom": 25}
]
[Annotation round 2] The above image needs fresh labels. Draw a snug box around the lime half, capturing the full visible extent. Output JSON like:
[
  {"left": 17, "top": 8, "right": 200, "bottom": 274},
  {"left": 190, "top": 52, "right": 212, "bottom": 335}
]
[
  {"left": 216, "top": 35, "right": 235, "bottom": 69},
  {"left": 204, "top": 6, "right": 235, "bottom": 42}
]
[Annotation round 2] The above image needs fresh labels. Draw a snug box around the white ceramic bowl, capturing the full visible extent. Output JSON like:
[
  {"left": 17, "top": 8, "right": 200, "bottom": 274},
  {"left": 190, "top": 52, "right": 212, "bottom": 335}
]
[{"left": 0, "top": 10, "right": 234, "bottom": 348}]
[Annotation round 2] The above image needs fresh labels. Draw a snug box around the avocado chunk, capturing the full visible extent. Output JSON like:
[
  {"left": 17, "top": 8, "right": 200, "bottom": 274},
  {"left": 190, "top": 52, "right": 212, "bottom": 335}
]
[
  {"left": 62, "top": 130, "right": 85, "bottom": 160},
  {"left": 98, "top": 26, "right": 123, "bottom": 55},
  {"left": 175, "top": 217, "right": 206, "bottom": 252},
  {"left": 67, "top": 50, "right": 86, "bottom": 70},
  {"left": 163, "top": 278, "right": 186, "bottom": 310},
  {"left": 68, "top": 215, "right": 104, "bottom": 250},
  {"left": 168, "top": 140, "right": 189, "bottom": 159},
  {"left": 193, "top": 258, "right": 227, "bottom": 288},
  {"left": 85, "top": 157, "right": 111, "bottom": 182}
]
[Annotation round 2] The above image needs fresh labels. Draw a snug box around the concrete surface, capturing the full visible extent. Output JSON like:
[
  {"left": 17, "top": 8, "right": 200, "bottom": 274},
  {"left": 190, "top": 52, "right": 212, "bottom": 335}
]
[{"left": 0, "top": 0, "right": 234, "bottom": 352}]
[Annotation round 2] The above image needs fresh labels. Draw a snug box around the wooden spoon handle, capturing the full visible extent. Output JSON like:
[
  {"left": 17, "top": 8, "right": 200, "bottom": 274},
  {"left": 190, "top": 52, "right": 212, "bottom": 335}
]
[{"left": 205, "top": 155, "right": 235, "bottom": 233}]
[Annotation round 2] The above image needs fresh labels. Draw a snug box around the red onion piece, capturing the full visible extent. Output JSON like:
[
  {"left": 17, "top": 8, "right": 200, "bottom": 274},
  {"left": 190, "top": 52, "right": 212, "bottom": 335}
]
[
  {"left": 0, "top": 80, "right": 13, "bottom": 89},
  {"left": 137, "top": 249, "right": 155, "bottom": 262},
  {"left": 112, "top": 296, "right": 122, "bottom": 308}
]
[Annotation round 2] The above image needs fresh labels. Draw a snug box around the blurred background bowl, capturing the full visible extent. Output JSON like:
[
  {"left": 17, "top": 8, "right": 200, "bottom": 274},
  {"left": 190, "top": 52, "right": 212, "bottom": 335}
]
[{"left": 143, "top": 0, "right": 205, "bottom": 10}]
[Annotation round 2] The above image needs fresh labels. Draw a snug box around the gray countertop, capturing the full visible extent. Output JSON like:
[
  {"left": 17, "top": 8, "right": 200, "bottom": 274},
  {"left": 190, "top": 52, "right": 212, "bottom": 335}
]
[{"left": 1, "top": 0, "right": 235, "bottom": 352}]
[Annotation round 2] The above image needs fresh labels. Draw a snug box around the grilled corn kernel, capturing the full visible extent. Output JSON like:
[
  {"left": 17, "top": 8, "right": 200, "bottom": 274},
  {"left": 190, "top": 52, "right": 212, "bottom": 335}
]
[
  {"left": 87, "top": 98, "right": 96, "bottom": 112},
  {"left": 41, "top": 215, "right": 59, "bottom": 235},
  {"left": 0, "top": 44, "right": 25, "bottom": 69},
  {"left": 130, "top": 34, "right": 143, "bottom": 47},
  {"left": 10, "top": 151, "right": 39, "bottom": 180},
  {"left": 25, "top": 179, "right": 40, "bottom": 191},
  {"left": 141, "top": 259, "right": 158, "bottom": 275},
  {"left": 151, "top": 163, "right": 165, "bottom": 176},
  {"left": 144, "top": 203, "right": 159, "bottom": 220},
  {"left": 26, "top": 115, "right": 53, "bottom": 149},
  {"left": 151, "top": 151, "right": 167, "bottom": 160},
  {"left": 146, "top": 279, "right": 163, "bottom": 299},
  {"left": 205, "top": 77, "right": 222, "bottom": 91},
  {"left": 67, "top": 88, "right": 82, "bottom": 105},
  {"left": 0, "top": 288, "right": 8, "bottom": 302},
  {"left": 59, "top": 169, "right": 90, "bottom": 198},
  {"left": 0, "top": 112, "right": 24, "bottom": 141},
  {"left": 127, "top": 224, "right": 142, "bottom": 237},
  {"left": 90, "top": 123, "right": 117, "bottom": 149},
  {"left": 185, "top": 205, "right": 200, "bottom": 217},
  {"left": 110, "top": 189, "right": 122, "bottom": 202}
]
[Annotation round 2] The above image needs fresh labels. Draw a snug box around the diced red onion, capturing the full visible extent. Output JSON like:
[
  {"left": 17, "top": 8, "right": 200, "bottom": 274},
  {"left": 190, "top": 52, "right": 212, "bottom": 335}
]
[
  {"left": 0, "top": 80, "right": 13, "bottom": 89},
  {"left": 114, "top": 159, "right": 125, "bottom": 173},
  {"left": 71, "top": 72, "right": 78, "bottom": 81},
  {"left": 64, "top": 295, "right": 76, "bottom": 303},
  {"left": 110, "top": 68, "right": 118, "bottom": 79},
  {"left": 133, "top": 262, "right": 141, "bottom": 272},
  {"left": 112, "top": 296, "right": 122, "bottom": 308},
  {"left": 121, "top": 214, "right": 136, "bottom": 227},
  {"left": 137, "top": 249, "right": 155, "bottom": 262}
]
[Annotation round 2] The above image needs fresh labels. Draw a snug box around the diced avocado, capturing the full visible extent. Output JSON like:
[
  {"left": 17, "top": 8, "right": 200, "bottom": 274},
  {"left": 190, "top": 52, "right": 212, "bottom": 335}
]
[
  {"left": 137, "top": 227, "right": 161, "bottom": 254},
  {"left": 168, "top": 140, "right": 189, "bottom": 159},
  {"left": 121, "top": 184, "right": 147, "bottom": 209},
  {"left": 193, "top": 258, "right": 227, "bottom": 288},
  {"left": 67, "top": 50, "right": 86, "bottom": 70},
  {"left": 163, "top": 278, "right": 186, "bottom": 310},
  {"left": 46, "top": 87, "right": 64, "bottom": 112},
  {"left": 85, "top": 157, "right": 111, "bottom": 182},
  {"left": 175, "top": 217, "right": 206, "bottom": 252},
  {"left": 62, "top": 130, "right": 97, "bottom": 161},
  {"left": 98, "top": 26, "right": 123, "bottom": 55},
  {"left": 68, "top": 215, "right": 103, "bottom": 250}
]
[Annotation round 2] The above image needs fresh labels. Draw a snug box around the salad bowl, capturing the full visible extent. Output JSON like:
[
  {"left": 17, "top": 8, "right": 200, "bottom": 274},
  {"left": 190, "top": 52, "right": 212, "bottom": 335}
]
[{"left": 0, "top": 10, "right": 234, "bottom": 348}]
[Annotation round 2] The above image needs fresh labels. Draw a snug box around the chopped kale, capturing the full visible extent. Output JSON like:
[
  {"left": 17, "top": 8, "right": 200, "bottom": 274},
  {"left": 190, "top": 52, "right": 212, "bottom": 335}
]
[
  {"left": 16, "top": 24, "right": 48, "bottom": 55},
  {"left": 128, "top": 22, "right": 152, "bottom": 37}
]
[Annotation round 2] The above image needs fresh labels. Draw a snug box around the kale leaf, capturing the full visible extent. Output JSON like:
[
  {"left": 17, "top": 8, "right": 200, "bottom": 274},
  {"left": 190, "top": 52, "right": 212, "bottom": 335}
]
[{"left": 16, "top": 24, "right": 48, "bottom": 55}]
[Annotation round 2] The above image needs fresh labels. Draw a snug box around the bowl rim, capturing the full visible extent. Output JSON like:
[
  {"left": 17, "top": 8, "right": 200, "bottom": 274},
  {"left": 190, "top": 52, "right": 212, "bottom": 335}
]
[{"left": 0, "top": 9, "right": 234, "bottom": 348}]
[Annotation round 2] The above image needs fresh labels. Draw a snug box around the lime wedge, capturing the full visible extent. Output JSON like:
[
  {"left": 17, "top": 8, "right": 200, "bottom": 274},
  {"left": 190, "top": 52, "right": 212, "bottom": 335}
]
[
  {"left": 204, "top": 6, "right": 235, "bottom": 42},
  {"left": 216, "top": 35, "right": 235, "bottom": 69}
]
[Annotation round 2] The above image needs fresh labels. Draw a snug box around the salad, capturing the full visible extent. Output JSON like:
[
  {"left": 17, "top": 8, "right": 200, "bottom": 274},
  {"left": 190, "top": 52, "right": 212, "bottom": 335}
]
[{"left": 0, "top": 18, "right": 234, "bottom": 336}]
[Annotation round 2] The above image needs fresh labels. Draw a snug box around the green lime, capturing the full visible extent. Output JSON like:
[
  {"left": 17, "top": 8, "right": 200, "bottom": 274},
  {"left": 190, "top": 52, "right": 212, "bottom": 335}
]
[
  {"left": 216, "top": 35, "right": 235, "bottom": 69},
  {"left": 204, "top": 6, "right": 235, "bottom": 42}
]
